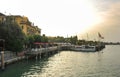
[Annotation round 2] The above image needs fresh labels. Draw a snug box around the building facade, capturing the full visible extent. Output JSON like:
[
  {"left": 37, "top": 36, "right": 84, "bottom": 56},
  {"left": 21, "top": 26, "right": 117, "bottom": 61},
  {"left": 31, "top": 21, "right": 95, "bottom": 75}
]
[
  {"left": 0, "top": 13, "right": 6, "bottom": 23},
  {"left": 0, "top": 13, "right": 41, "bottom": 36}
]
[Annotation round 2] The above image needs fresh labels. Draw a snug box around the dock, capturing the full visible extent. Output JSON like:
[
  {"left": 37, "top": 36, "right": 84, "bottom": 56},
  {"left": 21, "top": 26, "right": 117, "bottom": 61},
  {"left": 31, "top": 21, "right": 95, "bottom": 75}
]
[
  {"left": 25, "top": 46, "right": 61, "bottom": 59},
  {"left": 25, "top": 44, "right": 105, "bottom": 59}
]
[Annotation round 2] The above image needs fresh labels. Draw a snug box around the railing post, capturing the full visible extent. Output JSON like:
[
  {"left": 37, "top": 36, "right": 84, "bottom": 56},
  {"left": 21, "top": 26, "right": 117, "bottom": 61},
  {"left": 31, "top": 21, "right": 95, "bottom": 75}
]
[
  {"left": 1, "top": 51, "right": 5, "bottom": 70},
  {"left": 39, "top": 53, "right": 41, "bottom": 59},
  {"left": 36, "top": 54, "right": 38, "bottom": 60}
]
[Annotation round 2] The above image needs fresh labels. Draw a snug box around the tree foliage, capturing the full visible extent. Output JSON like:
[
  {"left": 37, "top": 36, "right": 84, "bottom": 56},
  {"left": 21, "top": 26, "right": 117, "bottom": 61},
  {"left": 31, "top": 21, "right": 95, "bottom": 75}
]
[
  {"left": 25, "top": 34, "right": 48, "bottom": 48},
  {"left": 69, "top": 36, "right": 78, "bottom": 45},
  {"left": 48, "top": 36, "right": 65, "bottom": 43},
  {"left": 47, "top": 35, "right": 78, "bottom": 44},
  {"left": 0, "top": 20, "right": 25, "bottom": 53}
]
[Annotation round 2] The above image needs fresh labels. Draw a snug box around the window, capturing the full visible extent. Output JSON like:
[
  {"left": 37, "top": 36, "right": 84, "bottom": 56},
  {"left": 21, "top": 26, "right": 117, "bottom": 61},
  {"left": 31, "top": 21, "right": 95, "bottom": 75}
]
[{"left": 22, "top": 25, "right": 24, "bottom": 29}]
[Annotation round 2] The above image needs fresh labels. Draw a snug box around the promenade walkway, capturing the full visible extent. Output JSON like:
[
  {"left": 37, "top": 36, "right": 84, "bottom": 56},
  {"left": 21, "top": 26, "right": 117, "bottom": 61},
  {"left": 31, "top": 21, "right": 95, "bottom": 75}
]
[{"left": 0, "top": 51, "right": 25, "bottom": 67}]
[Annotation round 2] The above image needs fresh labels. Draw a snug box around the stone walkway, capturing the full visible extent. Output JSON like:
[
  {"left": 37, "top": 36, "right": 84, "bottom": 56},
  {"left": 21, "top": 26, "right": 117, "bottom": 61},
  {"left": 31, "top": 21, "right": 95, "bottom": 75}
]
[{"left": 0, "top": 51, "right": 25, "bottom": 67}]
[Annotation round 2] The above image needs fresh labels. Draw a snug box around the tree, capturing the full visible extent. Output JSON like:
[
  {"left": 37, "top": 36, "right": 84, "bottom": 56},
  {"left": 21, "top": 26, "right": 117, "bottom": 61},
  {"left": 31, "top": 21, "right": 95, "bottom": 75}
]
[
  {"left": 48, "top": 36, "right": 65, "bottom": 43},
  {"left": 33, "top": 35, "right": 41, "bottom": 42},
  {"left": 25, "top": 35, "right": 34, "bottom": 48},
  {"left": 0, "top": 19, "right": 25, "bottom": 54},
  {"left": 41, "top": 34, "right": 48, "bottom": 42},
  {"left": 25, "top": 34, "right": 49, "bottom": 48},
  {"left": 69, "top": 36, "right": 78, "bottom": 45}
]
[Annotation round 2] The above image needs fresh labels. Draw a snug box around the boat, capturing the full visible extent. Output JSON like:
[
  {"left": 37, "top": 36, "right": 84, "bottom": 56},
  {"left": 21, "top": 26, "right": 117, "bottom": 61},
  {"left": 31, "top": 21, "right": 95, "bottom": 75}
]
[{"left": 73, "top": 45, "right": 96, "bottom": 52}]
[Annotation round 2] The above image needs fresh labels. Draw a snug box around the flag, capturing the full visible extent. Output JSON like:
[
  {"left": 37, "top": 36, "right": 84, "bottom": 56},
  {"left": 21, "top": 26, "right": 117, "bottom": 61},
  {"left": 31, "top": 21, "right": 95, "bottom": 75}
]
[{"left": 98, "top": 32, "right": 104, "bottom": 39}]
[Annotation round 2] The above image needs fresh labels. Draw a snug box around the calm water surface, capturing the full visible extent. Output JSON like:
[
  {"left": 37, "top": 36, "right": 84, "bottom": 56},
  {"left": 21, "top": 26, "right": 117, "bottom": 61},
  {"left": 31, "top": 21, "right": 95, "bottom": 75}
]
[{"left": 0, "top": 45, "right": 120, "bottom": 77}]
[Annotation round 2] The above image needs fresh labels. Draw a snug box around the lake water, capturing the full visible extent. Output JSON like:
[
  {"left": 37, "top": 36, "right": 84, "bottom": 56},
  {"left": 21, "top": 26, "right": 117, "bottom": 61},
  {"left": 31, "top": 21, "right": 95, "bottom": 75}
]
[{"left": 0, "top": 45, "right": 120, "bottom": 77}]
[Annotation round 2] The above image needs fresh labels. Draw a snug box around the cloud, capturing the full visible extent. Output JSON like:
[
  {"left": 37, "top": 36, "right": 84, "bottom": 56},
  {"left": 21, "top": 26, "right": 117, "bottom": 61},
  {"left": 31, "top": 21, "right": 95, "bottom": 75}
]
[
  {"left": 82, "top": 2, "right": 120, "bottom": 42},
  {"left": 99, "top": 2, "right": 120, "bottom": 31}
]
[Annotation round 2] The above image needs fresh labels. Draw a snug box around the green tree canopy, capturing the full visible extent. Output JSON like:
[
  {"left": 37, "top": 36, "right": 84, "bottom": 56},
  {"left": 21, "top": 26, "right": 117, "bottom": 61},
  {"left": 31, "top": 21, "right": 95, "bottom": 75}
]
[
  {"left": 0, "top": 20, "right": 25, "bottom": 53},
  {"left": 25, "top": 34, "right": 48, "bottom": 48}
]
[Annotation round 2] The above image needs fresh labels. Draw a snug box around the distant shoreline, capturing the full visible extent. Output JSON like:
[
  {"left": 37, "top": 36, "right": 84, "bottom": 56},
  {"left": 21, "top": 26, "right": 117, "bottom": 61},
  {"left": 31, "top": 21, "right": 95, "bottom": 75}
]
[{"left": 105, "top": 44, "right": 120, "bottom": 45}]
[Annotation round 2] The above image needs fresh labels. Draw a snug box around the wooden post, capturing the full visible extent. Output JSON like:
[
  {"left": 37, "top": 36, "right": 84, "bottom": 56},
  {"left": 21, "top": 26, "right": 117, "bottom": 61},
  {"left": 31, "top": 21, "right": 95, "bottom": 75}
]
[
  {"left": 0, "top": 39, "right": 5, "bottom": 70},
  {"left": 36, "top": 54, "right": 38, "bottom": 60},
  {"left": 1, "top": 51, "right": 5, "bottom": 70},
  {"left": 39, "top": 53, "right": 41, "bottom": 59}
]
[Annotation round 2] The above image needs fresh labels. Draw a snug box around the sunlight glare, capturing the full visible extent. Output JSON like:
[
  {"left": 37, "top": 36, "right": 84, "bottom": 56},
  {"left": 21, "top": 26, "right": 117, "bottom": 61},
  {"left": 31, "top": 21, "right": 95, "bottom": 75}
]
[{"left": 77, "top": 0, "right": 102, "bottom": 34}]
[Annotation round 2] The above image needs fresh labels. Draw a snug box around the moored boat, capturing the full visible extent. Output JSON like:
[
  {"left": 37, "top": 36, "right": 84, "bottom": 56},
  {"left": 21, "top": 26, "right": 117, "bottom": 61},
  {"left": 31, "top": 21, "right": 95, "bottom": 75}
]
[{"left": 73, "top": 45, "right": 96, "bottom": 52}]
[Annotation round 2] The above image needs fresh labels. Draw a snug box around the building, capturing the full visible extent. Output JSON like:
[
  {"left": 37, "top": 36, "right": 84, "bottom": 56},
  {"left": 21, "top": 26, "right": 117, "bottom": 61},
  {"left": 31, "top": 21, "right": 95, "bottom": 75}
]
[
  {"left": 0, "top": 13, "right": 41, "bottom": 36},
  {"left": 0, "top": 13, "right": 6, "bottom": 23},
  {"left": 7, "top": 15, "right": 41, "bottom": 36}
]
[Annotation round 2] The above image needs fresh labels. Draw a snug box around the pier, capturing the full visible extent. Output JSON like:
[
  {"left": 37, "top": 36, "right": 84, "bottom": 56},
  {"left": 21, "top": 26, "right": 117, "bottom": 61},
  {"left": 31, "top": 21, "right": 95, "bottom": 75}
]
[
  {"left": 25, "top": 46, "right": 60, "bottom": 59},
  {"left": 24, "top": 42, "right": 73, "bottom": 59},
  {"left": 24, "top": 43, "right": 105, "bottom": 59}
]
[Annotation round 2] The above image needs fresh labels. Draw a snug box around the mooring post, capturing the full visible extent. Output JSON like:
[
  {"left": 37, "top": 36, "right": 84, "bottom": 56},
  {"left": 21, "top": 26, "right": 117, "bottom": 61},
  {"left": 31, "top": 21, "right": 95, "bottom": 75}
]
[
  {"left": 36, "top": 54, "right": 38, "bottom": 60},
  {"left": 0, "top": 39, "right": 5, "bottom": 70},
  {"left": 1, "top": 51, "right": 5, "bottom": 70},
  {"left": 39, "top": 53, "right": 41, "bottom": 59}
]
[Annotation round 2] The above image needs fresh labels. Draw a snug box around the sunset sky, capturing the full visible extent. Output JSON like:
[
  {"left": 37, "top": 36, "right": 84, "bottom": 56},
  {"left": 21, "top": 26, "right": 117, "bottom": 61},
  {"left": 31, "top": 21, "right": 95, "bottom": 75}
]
[{"left": 0, "top": 0, "right": 120, "bottom": 42}]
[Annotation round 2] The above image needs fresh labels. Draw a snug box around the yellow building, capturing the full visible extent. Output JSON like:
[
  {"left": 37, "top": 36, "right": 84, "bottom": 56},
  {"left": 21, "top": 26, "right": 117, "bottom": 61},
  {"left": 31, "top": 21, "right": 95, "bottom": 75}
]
[
  {"left": 0, "top": 13, "right": 6, "bottom": 23},
  {"left": 10, "top": 15, "right": 41, "bottom": 36},
  {"left": 0, "top": 13, "right": 41, "bottom": 36}
]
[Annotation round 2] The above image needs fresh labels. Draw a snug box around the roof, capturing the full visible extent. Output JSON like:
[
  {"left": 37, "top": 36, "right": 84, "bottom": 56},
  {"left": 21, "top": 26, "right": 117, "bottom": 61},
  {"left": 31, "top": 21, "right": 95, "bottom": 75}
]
[
  {"left": 7, "top": 15, "right": 22, "bottom": 18},
  {"left": 0, "top": 13, "right": 6, "bottom": 16}
]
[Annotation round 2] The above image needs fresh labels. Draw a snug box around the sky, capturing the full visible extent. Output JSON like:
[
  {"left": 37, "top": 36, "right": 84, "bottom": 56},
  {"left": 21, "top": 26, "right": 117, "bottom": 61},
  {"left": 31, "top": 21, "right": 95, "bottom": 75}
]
[{"left": 0, "top": 0, "right": 120, "bottom": 42}]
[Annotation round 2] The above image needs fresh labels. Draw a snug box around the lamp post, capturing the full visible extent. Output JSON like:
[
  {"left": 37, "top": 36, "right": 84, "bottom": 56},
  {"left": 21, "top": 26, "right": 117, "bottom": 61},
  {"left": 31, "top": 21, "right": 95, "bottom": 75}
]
[{"left": 0, "top": 39, "right": 5, "bottom": 70}]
